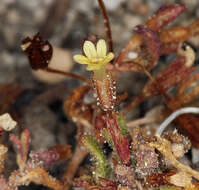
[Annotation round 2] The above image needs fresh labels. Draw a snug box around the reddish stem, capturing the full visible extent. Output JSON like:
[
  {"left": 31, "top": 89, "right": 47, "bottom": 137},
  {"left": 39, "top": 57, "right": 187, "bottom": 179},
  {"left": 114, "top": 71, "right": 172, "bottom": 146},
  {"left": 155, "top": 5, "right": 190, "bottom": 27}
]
[
  {"left": 62, "top": 145, "right": 87, "bottom": 190},
  {"left": 97, "top": 0, "right": 113, "bottom": 53}
]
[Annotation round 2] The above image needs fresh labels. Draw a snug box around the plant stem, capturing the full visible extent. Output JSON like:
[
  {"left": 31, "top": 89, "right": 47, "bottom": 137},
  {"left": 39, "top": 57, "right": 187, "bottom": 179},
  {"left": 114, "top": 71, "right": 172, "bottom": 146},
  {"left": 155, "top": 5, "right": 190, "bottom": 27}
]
[{"left": 44, "top": 67, "right": 90, "bottom": 84}]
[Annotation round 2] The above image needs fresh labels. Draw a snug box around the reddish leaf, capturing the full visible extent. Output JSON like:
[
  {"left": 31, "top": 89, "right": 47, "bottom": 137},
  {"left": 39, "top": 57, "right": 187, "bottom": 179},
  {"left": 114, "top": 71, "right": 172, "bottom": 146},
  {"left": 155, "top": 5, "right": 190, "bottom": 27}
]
[
  {"left": 188, "top": 18, "right": 199, "bottom": 36},
  {"left": 124, "top": 58, "right": 195, "bottom": 113},
  {"left": 146, "top": 170, "right": 176, "bottom": 186},
  {"left": 29, "top": 150, "right": 59, "bottom": 170},
  {"left": 74, "top": 177, "right": 118, "bottom": 190},
  {"left": 134, "top": 25, "right": 161, "bottom": 70},
  {"left": 177, "top": 73, "right": 199, "bottom": 104},
  {"left": 160, "top": 26, "right": 190, "bottom": 43},
  {"left": 50, "top": 144, "right": 71, "bottom": 160},
  {"left": 177, "top": 115, "right": 199, "bottom": 148},
  {"left": 146, "top": 4, "right": 186, "bottom": 32},
  {"left": 10, "top": 129, "right": 31, "bottom": 169},
  {"left": 114, "top": 4, "right": 185, "bottom": 67},
  {"left": 103, "top": 113, "right": 130, "bottom": 164},
  {"left": 142, "top": 58, "right": 194, "bottom": 98},
  {"left": 160, "top": 42, "right": 179, "bottom": 55}
]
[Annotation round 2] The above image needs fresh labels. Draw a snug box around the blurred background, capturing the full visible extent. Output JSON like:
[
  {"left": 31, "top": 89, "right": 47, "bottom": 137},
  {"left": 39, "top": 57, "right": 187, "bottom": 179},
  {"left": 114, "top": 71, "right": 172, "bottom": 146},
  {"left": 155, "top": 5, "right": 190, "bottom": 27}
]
[
  {"left": 1, "top": 1, "right": 199, "bottom": 188},
  {"left": 1, "top": 0, "right": 199, "bottom": 84}
]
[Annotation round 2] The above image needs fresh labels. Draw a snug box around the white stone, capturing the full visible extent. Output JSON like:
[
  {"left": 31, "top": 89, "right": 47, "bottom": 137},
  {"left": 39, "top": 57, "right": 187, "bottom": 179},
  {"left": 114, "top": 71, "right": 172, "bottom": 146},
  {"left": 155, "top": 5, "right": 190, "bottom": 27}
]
[{"left": 0, "top": 113, "right": 17, "bottom": 131}]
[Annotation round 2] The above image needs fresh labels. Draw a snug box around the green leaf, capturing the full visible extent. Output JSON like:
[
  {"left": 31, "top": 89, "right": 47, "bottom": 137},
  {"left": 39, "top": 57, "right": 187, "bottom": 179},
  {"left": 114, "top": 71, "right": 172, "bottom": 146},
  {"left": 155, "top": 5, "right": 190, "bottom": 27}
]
[
  {"left": 117, "top": 114, "right": 129, "bottom": 136},
  {"left": 82, "top": 135, "right": 109, "bottom": 181}
]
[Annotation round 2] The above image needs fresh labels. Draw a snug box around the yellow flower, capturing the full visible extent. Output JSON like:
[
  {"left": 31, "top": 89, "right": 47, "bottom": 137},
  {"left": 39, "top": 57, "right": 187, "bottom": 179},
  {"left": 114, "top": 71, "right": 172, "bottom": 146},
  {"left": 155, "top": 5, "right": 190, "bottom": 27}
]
[{"left": 73, "top": 39, "right": 114, "bottom": 71}]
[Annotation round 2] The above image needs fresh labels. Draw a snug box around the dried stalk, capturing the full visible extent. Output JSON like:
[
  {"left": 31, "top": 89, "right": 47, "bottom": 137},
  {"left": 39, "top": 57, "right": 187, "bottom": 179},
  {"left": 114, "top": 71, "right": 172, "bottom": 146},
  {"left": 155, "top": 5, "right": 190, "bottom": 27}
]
[
  {"left": 45, "top": 67, "right": 90, "bottom": 84},
  {"left": 156, "top": 107, "right": 199, "bottom": 136}
]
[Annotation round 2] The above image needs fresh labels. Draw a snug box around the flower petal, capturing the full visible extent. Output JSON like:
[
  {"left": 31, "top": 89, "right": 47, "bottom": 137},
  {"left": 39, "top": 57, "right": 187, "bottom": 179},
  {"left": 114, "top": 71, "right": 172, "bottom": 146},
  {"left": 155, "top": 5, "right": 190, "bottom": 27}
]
[
  {"left": 102, "top": 52, "right": 114, "bottom": 64},
  {"left": 97, "top": 39, "right": 107, "bottom": 58},
  {"left": 73, "top": 54, "right": 90, "bottom": 64},
  {"left": 83, "top": 41, "right": 97, "bottom": 59}
]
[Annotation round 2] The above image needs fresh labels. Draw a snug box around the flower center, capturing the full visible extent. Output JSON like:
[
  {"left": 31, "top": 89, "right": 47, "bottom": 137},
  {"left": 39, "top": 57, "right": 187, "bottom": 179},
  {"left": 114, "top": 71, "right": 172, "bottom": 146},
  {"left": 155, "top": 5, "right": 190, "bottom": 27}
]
[{"left": 90, "top": 57, "right": 104, "bottom": 63}]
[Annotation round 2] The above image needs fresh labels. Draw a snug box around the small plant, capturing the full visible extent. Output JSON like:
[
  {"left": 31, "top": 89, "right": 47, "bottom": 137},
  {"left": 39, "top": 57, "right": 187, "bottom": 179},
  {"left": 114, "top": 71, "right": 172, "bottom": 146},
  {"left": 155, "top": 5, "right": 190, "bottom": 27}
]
[{"left": 1, "top": 1, "right": 199, "bottom": 190}]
